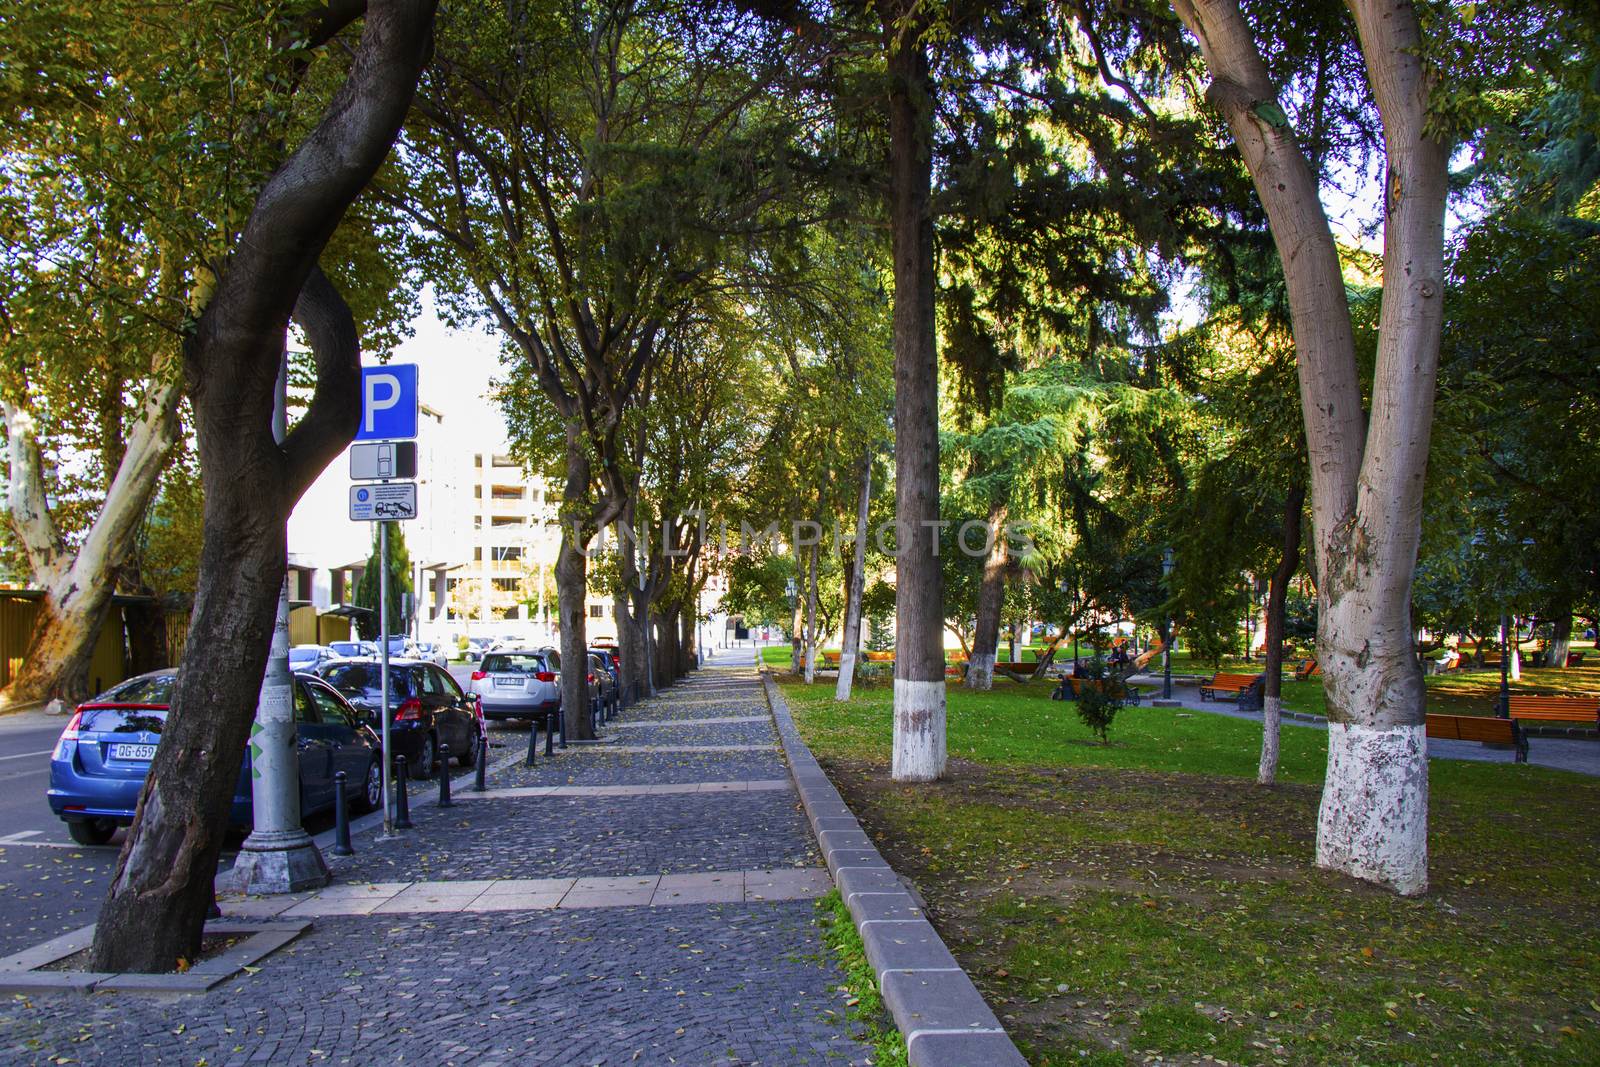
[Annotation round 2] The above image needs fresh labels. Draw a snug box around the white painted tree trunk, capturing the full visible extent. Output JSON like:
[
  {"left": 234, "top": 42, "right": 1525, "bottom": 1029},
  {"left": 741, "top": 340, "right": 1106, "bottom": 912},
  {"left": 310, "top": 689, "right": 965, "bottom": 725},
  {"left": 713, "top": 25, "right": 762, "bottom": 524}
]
[
  {"left": 1257, "top": 697, "right": 1281, "bottom": 784},
  {"left": 892, "top": 678, "right": 946, "bottom": 781},
  {"left": 835, "top": 456, "right": 872, "bottom": 702},
  {"left": 1316, "top": 720, "right": 1428, "bottom": 893},
  {"left": 803, "top": 538, "right": 819, "bottom": 685},
  {"left": 965, "top": 651, "right": 995, "bottom": 690}
]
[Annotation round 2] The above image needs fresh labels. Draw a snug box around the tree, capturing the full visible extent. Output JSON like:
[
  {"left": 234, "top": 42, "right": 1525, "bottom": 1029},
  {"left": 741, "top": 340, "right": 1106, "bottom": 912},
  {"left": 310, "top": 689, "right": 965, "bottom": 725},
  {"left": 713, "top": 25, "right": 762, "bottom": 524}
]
[
  {"left": 90, "top": 0, "right": 437, "bottom": 973},
  {"left": 1169, "top": 0, "right": 1451, "bottom": 894},
  {"left": 353, "top": 522, "right": 413, "bottom": 639}
]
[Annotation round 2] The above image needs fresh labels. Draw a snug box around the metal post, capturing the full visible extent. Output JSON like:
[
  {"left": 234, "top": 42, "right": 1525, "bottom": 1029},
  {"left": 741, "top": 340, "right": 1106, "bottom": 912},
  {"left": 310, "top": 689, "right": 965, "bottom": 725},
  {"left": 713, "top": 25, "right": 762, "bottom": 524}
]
[
  {"left": 437, "top": 744, "right": 453, "bottom": 808},
  {"left": 380, "top": 520, "right": 394, "bottom": 832},
  {"left": 394, "top": 755, "right": 413, "bottom": 829},
  {"left": 1162, "top": 548, "right": 1175, "bottom": 701},
  {"left": 545, "top": 709, "right": 555, "bottom": 756},
  {"left": 332, "top": 771, "right": 354, "bottom": 856},
  {"left": 228, "top": 347, "right": 329, "bottom": 894},
  {"left": 475, "top": 730, "right": 489, "bottom": 790},
  {"left": 1498, "top": 612, "right": 1511, "bottom": 718},
  {"left": 525, "top": 719, "right": 539, "bottom": 767}
]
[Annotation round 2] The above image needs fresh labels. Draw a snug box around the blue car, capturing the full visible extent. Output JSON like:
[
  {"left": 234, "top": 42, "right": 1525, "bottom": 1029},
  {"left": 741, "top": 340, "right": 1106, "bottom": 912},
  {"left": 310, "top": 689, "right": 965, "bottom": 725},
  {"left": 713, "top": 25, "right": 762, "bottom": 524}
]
[{"left": 48, "top": 669, "right": 384, "bottom": 846}]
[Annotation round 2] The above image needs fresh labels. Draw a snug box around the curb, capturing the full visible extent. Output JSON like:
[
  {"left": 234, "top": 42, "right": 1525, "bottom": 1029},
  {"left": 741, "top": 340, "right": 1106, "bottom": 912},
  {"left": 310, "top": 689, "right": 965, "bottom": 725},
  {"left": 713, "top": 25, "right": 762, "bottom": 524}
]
[{"left": 760, "top": 674, "right": 1028, "bottom": 1067}]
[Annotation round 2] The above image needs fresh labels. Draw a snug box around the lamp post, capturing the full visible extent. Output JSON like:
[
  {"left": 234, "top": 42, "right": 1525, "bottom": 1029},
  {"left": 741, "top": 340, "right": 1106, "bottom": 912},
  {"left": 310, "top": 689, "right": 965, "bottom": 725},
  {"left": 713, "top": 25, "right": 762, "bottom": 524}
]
[
  {"left": 1497, "top": 611, "right": 1511, "bottom": 718},
  {"left": 1162, "top": 548, "right": 1175, "bottom": 701}
]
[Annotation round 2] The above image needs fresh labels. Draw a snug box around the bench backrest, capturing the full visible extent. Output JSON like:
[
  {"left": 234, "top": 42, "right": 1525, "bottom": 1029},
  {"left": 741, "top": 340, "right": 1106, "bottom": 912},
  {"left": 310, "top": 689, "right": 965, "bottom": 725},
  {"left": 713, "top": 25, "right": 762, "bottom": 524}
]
[
  {"left": 1209, "top": 673, "right": 1263, "bottom": 688},
  {"left": 1426, "top": 713, "right": 1516, "bottom": 744},
  {"left": 1506, "top": 695, "right": 1599, "bottom": 719}
]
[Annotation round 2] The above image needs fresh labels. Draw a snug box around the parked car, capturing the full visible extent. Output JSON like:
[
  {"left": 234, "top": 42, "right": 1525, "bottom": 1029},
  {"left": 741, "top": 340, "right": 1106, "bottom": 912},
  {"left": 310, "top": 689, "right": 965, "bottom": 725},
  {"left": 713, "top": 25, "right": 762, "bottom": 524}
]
[
  {"left": 469, "top": 649, "right": 561, "bottom": 722},
  {"left": 47, "top": 669, "right": 382, "bottom": 846},
  {"left": 414, "top": 641, "right": 450, "bottom": 668},
  {"left": 317, "top": 658, "right": 481, "bottom": 777},
  {"left": 289, "top": 644, "right": 337, "bottom": 671},
  {"left": 328, "top": 639, "right": 377, "bottom": 659},
  {"left": 589, "top": 647, "right": 621, "bottom": 710},
  {"left": 462, "top": 637, "right": 494, "bottom": 663}
]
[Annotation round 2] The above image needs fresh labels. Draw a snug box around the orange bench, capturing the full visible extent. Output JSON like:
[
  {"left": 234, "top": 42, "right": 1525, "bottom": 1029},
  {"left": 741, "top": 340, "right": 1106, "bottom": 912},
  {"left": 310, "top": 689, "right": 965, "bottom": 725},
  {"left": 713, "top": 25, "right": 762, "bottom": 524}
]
[
  {"left": 1293, "top": 658, "right": 1321, "bottom": 682},
  {"left": 1506, "top": 694, "right": 1600, "bottom": 726},
  {"left": 1199, "top": 672, "right": 1265, "bottom": 710},
  {"left": 1426, "top": 713, "right": 1526, "bottom": 762}
]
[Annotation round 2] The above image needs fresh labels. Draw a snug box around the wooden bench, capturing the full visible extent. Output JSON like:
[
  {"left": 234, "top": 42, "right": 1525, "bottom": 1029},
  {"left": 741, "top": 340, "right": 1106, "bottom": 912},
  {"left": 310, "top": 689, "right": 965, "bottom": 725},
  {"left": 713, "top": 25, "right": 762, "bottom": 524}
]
[
  {"left": 1426, "top": 713, "right": 1527, "bottom": 762},
  {"left": 1199, "top": 672, "right": 1265, "bottom": 710},
  {"left": 1293, "top": 658, "right": 1321, "bottom": 682},
  {"left": 1506, "top": 694, "right": 1600, "bottom": 726}
]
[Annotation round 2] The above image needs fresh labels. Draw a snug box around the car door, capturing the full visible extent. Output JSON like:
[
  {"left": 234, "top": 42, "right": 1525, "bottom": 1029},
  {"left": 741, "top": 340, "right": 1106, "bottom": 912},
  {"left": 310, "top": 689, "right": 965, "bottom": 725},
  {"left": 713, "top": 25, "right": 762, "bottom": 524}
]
[
  {"left": 306, "top": 679, "right": 370, "bottom": 791},
  {"left": 426, "top": 665, "right": 472, "bottom": 752},
  {"left": 293, "top": 682, "right": 334, "bottom": 813}
]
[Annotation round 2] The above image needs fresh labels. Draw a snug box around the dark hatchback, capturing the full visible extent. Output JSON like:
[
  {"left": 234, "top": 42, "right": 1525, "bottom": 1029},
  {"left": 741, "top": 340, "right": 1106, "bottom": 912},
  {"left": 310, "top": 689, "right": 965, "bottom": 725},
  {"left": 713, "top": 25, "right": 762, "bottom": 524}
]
[
  {"left": 315, "top": 658, "right": 482, "bottom": 778},
  {"left": 47, "top": 669, "right": 383, "bottom": 846}
]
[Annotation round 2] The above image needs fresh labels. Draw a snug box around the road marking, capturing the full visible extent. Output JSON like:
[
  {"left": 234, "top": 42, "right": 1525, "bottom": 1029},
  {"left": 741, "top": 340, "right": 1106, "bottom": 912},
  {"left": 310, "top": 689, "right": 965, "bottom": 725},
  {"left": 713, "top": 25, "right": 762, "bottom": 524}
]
[
  {"left": 0, "top": 749, "right": 54, "bottom": 762},
  {"left": 0, "top": 830, "right": 44, "bottom": 842}
]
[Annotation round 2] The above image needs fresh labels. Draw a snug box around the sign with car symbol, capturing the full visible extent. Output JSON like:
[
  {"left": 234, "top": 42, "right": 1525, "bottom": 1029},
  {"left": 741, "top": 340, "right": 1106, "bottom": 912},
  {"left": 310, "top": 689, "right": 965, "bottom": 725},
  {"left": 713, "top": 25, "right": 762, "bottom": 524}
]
[{"left": 349, "top": 482, "right": 417, "bottom": 521}]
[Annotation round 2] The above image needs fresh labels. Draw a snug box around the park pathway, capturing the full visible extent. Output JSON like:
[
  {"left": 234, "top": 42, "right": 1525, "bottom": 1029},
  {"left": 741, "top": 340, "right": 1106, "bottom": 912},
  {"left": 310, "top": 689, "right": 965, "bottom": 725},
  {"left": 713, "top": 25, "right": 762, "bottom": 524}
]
[{"left": 0, "top": 649, "right": 870, "bottom": 1066}]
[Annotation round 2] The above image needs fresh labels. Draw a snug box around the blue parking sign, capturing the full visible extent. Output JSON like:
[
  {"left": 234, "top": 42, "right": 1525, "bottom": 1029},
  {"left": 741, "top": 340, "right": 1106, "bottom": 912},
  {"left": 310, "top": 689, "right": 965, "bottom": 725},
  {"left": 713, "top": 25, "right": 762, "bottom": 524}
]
[{"left": 356, "top": 365, "right": 419, "bottom": 441}]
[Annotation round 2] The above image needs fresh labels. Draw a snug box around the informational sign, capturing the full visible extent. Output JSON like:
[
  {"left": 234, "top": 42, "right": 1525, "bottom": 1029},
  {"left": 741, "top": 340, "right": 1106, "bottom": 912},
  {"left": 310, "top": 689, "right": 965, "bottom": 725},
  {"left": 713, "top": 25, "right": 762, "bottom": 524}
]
[
  {"left": 350, "top": 482, "right": 418, "bottom": 521},
  {"left": 349, "top": 440, "right": 418, "bottom": 480},
  {"left": 356, "top": 364, "right": 419, "bottom": 441}
]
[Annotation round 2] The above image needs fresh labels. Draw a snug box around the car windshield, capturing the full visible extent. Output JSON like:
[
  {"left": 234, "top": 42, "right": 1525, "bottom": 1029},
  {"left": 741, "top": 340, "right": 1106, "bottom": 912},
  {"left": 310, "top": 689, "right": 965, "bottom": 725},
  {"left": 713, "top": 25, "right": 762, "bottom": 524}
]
[
  {"left": 288, "top": 648, "right": 321, "bottom": 667},
  {"left": 321, "top": 663, "right": 412, "bottom": 698},
  {"left": 329, "top": 642, "right": 365, "bottom": 657},
  {"left": 385, "top": 637, "right": 408, "bottom": 653},
  {"left": 94, "top": 674, "right": 176, "bottom": 706},
  {"left": 481, "top": 653, "right": 544, "bottom": 674}
]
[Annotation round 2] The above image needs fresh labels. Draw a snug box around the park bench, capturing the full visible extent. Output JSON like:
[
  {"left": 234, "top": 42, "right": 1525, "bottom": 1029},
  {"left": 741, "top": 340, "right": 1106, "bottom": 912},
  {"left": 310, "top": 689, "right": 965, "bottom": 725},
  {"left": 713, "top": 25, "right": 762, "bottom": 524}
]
[
  {"left": 863, "top": 650, "right": 895, "bottom": 664},
  {"left": 1199, "top": 672, "right": 1265, "bottom": 711},
  {"left": 1425, "top": 713, "right": 1527, "bottom": 762},
  {"left": 822, "top": 651, "right": 840, "bottom": 667},
  {"left": 1050, "top": 676, "right": 1146, "bottom": 705},
  {"left": 1506, "top": 694, "right": 1600, "bottom": 727},
  {"left": 1293, "top": 657, "right": 1321, "bottom": 682}
]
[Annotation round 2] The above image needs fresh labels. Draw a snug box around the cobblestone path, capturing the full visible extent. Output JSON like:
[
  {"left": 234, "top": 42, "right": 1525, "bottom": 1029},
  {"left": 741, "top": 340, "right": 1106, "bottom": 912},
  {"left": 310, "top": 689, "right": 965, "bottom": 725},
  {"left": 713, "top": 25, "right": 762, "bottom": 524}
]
[{"left": 0, "top": 650, "right": 870, "bottom": 1066}]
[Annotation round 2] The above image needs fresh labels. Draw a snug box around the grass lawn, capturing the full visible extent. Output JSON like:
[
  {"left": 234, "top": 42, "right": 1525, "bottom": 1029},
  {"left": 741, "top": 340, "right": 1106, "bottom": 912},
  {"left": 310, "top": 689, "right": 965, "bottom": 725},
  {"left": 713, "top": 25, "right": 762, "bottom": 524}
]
[{"left": 781, "top": 676, "right": 1600, "bottom": 1065}]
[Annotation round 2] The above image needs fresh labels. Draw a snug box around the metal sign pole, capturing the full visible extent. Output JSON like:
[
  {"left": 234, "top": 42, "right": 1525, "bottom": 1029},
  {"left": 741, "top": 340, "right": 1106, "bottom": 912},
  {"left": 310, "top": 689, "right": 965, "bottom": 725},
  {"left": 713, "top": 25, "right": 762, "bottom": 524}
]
[{"left": 380, "top": 520, "right": 393, "bottom": 832}]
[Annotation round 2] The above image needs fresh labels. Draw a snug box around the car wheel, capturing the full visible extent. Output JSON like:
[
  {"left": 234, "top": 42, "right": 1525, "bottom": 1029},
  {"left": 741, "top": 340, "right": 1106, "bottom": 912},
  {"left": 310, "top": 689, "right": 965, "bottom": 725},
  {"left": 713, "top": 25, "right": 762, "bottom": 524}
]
[
  {"left": 67, "top": 818, "right": 116, "bottom": 846},
  {"left": 355, "top": 759, "right": 382, "bottom": 813},
  {"left": 414, "top": 733, "right": 436, "bottom": 779},
  {"left": 458, "top": 730, "right": 479, "bottom": 768}
]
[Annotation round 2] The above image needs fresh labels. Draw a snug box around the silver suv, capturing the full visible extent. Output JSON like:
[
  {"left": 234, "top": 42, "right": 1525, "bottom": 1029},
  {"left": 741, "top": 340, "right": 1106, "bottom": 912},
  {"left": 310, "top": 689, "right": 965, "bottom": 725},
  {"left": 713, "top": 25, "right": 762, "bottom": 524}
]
[{"left": 470, "top": 649, "right": 561, "bottom": 722}]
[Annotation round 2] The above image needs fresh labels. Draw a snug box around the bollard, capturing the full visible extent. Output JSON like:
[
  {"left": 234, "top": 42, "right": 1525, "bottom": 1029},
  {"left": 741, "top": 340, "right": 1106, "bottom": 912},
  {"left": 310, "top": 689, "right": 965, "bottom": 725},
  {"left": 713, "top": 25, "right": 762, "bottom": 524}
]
[
  {"left": 477, "top": 729, "right": 490, "bottom": 789},
  {"left": 332, "top": 770, "right": 354, "bottom": 855},
  {"left": 557, "top": 705, "right": 567, "bottom": 750},
  {"left": 438, "top": 744, "right": 453, "bottom": 808},
  {"left": 545, "top": 709, "right": 556, "bottom": 756},
  {"left": 525, "top": 718, "right": 539, "bottom": 767},
  {"left": 395, "top": 755, "right": 414, "bottom": 830}
]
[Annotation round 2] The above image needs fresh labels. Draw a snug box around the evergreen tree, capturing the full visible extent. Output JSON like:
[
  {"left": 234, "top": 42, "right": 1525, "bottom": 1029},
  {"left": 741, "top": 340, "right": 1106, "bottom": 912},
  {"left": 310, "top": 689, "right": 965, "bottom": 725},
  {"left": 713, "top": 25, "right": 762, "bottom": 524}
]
[{"left": 353, "top": 522, "right": 413, "bottom": 639}]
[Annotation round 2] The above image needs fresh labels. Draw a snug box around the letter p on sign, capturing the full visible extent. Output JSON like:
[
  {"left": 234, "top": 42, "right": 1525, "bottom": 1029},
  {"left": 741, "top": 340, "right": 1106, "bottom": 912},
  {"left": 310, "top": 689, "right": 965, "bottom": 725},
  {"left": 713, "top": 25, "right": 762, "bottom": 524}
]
[{"left": 356, "top": 364, "right": 419, "bottom": 441}]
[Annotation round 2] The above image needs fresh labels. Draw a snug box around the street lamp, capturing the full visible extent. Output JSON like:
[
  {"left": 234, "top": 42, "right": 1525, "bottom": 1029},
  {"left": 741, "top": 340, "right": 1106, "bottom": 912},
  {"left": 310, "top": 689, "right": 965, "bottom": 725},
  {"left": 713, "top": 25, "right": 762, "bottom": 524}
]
[
  {"left": 1162, "top": 548, "right": 1175, "bottom": 700},
  {"left": 1497, "top": 611, "right": 1512, "bottom": 718}
]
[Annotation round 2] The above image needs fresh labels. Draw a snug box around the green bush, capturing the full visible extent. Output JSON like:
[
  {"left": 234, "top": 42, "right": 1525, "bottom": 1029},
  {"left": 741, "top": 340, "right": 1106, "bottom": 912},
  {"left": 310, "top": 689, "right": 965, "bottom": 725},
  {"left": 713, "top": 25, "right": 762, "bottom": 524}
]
[{"left": 1073, "top": 657, "right": 1124, "bottom": 743}]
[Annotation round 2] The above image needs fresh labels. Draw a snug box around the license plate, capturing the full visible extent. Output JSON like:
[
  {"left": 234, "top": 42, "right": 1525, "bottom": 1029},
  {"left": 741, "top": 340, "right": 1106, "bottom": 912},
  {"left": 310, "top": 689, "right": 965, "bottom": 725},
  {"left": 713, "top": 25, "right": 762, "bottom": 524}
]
[
  {"left": 493, "top": 677, "right": 523, "bottom": 688},
  {"left": 111, "top": 743, "right": 157, "bottom": 760}
]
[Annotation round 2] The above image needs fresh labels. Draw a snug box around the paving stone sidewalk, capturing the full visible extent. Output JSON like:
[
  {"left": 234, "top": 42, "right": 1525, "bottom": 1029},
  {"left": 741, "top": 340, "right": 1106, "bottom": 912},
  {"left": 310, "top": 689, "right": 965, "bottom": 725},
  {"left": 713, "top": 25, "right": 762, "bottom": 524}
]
[{"left": 0, "top": 650, "right": 871, "bottom": 1066}]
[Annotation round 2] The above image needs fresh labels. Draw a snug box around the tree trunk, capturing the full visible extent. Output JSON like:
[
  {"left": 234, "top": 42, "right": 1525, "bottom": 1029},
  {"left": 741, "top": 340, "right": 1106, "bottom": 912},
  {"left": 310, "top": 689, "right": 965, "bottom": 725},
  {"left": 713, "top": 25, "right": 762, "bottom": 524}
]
[
  {"left": 613, "top": 505, "right": 649, "bottom": 702},
  {"left": 2, "top": 380, "right": 181, "bottom": 707},
  {"left": 555, "top": 532, "right": 593, "bottom": 740},
  {"left": 679, "top": 604, "right": 695, "bottom": 675},
  {"left": 1172, "top": 0, "right": 1447, "bottom": 896},
  {"left": 803, "top": 535, "right": 820, "bottom": 685},
  {"left": 790, "top": 595, "right": 803, "bottom": 673},
  {"left": 965, "top": 503, "right": 1008, "bottom": 691},
  {"left": 886, "top": 33, "right": 946, "bottom": 782},
  {"left": 654, "top": 605, "right": 680, "bottom": 686},
  {"left": 1548, "top": 607, "right": 1572, "bottom": 669},
  {"left": 1259, "top": 484, "right": 1305, "bottom": 785},
  {"left": 89, "top": 0, "right": 437, "bottom": 972},
  {"left": 836, "top": 454, "right": 873, "bottom": 701}
]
